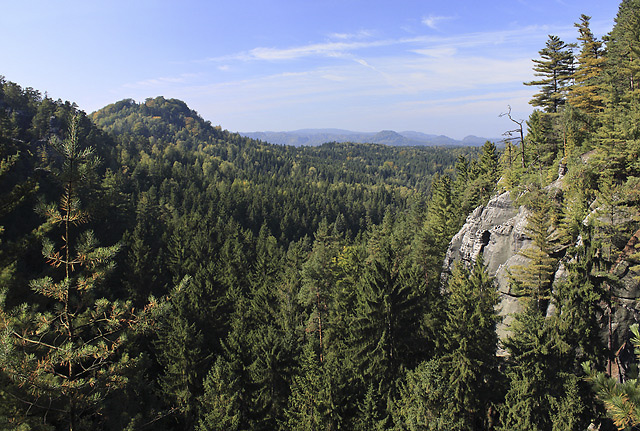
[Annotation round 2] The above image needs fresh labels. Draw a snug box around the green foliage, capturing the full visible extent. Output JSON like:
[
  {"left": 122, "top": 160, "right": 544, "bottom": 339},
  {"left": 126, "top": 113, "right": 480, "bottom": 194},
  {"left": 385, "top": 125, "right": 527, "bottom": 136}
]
[
  {"left": 0, "top": 115, "right": 153, "bottom": 430},
  {"left": 441, "top": 256, "right": 502, "bottom": 429},
  {"left": 352, "top": 237, "right": 424, "bottom": 395},
  {"left": 282, "top": 340, "right": 333, "bottom": 431},
  {"left": 197, "top": 357, "right": 243, "bottom": 431},
  {"left": 500, "top": 302, "right": 591, "bottom": 431},
  {"left": 584, "top": 324, "right": 640, "bottom": 430},
  {"left": 509, "top": 192, "right": 559, "bottom": 307},
  {"left": 525, "top": 35, "right": 576, "bottom": 113},
  {"left": 7, "top": 9, "right": 640, "bottom": 425},
  {"left": 569, "top": 14, "right": 606, "bottom": 115}
]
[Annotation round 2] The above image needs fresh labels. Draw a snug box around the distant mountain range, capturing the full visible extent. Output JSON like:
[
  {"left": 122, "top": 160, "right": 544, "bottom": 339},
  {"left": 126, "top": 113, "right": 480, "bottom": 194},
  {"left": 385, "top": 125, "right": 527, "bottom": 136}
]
[{"left": 239, "top": 129, "right": 500, "bottom": 147}]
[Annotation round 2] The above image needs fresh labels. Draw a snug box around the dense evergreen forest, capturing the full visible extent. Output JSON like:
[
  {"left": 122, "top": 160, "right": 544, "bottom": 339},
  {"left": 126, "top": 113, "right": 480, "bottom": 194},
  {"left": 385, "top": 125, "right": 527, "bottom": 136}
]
[{"left": 2, "top": 1, "right": 640, "bottom": 430}]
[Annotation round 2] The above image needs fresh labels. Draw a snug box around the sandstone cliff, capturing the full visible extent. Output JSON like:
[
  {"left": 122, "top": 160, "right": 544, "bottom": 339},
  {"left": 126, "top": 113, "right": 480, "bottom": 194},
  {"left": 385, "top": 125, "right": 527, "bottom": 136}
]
[
  {"left": 441, "top": 190, "right": 532, "bottom": 339},
  {"left": 442, "top": 187, "right": 640, "bottom": 364}
]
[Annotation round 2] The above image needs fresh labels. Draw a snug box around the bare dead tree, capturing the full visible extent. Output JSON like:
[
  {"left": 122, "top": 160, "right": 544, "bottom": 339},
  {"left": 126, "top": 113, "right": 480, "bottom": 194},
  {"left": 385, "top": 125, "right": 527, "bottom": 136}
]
[{"left": 500, "top": 106, "right": 526, "bottom": 168}]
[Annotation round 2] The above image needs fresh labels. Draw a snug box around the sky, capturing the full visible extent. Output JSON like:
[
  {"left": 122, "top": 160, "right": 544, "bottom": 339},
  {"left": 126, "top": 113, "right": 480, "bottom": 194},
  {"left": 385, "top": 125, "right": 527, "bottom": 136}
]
[{"left": 1, "top": 0, "right": 621, "bottom": 140}]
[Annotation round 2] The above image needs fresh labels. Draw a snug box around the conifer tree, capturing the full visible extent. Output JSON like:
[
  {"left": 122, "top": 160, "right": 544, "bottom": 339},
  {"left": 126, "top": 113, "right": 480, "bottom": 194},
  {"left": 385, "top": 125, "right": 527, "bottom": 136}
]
[
  {"left": 154, "top": 276, "right": 205, "bottom": 429},
  {"left": 393, "top": 257, "right": 501, "bottom": 430},
  {"left": 465, "top": 140, "right": 499, "bottom": 205},
  {"left": 525, "top": 35, "right": 575, "bottom": 113},
  {"left": 0, "top": 114, "right": 154, "bottom": 430},
  {"left": 283, "top": 340, "right": 333, "bottom": 431},
  {"left": 393, "top": 356, "right": 456, "bottom": 430},
  {"left": 299, "top": 219, "right": 341, "bottom": 362},
  {"left": 197, "top": 356, "right": 242, "bottom": 431},
  {"left": 499, "top": 302, "right": 589, "bottom": 431},
  {"left": 606, "top": 0, "right": 640, "bottom": 98},
  {"left": 441, "top": 256, "right": 501, "bottom": 429},
  {"left": 418, "top": 174, "right": 458, "bottom": 285},
  {"left": 509, "top": 193, "right": 558, "bottom": 310},
  {"left": 596, "top": 0, "right": 640, "bottom": 182},
  {"left": 497, "top": 140, "right": 522, "bottom": 191},
  {"left": 0, "top": 136, "right": 38, "bottom": 296},
  {"left": 352, "top": 237, "right": 424, "bottom": 403},
  {"left": 568, "top": 14, "right": 606, "bottom": 114},
  {"left": 526, "top": 110, "right": 556, "bottom": 177},
  {"left": 584, "top": 323, "right": 640, "bottom": 430},
  {"left": 353, "top": 384, "right": 388, "bottom": 431},
  {"left": 478, "top": 140, "right": 499, "bottom": 188}
]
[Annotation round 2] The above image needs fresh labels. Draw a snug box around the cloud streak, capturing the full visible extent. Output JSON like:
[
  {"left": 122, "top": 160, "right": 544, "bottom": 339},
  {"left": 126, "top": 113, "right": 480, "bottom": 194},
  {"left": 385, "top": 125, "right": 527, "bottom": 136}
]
[
  {"left": 422, "top": 14, "right": 455, "bottom": 30},
  {"left": 200, "top": 23, "right": 572, "bottom": 66},
  {"left": 126, "top": 23, "right": 576, "bottom": 136}
]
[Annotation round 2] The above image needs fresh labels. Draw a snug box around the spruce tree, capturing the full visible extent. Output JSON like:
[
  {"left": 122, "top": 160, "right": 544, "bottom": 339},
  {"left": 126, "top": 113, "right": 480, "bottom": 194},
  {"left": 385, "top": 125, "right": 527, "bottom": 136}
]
[
  {"left": 418, "top": 174, "right": 458, "bottom": 285},
  {"left": 352, "top": 237, "right": 424, "bottom": 404},
  {"left": 282, "top": 340, "right": 333, "bottom": 431},
  {"left": 197, "top": 357, "right": 242, "bottom": 431},
  {"left": 499, "top": 302, "right": 589, "bottom": 431},
  {"left": 441, "top": 256, "right": 501, "bottom": 429},
  {"left": 299, "top": 219, "right": 341, "bottom": 362},
  {"left": 526, "top": 109, "right": 556, "bottom": 177}
]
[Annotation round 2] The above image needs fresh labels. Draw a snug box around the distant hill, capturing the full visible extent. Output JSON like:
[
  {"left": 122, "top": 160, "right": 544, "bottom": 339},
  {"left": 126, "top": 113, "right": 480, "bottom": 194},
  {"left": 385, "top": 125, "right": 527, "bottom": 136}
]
[{"left": 240, "top": 128, "right": 499, "bottom": 147}]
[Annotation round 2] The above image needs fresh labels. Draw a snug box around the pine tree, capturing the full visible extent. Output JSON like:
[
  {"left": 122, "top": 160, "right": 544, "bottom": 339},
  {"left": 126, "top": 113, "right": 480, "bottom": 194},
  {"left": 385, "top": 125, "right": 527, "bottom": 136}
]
[
  {"left": 525, "top": 35, "right": 575, "bottom": 113},
  {"left": 584, "top": 323, "right": 640, "bottom": 430},
  {"left": 0, "top": 114, "right": 156, "bottom": 430}
]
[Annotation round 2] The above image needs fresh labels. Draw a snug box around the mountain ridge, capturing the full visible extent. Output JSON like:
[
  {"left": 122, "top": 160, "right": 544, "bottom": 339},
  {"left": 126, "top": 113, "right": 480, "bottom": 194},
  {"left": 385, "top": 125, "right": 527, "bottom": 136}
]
[{"left": 240, "top": 128, "right": 500, "bottom": 147}]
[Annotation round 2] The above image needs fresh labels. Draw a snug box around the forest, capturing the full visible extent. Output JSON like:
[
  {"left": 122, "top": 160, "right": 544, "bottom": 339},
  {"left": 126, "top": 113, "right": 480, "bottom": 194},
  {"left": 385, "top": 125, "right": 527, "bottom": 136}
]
[{"left": 1, "top": 1, "right": 640, "bottom": 430}]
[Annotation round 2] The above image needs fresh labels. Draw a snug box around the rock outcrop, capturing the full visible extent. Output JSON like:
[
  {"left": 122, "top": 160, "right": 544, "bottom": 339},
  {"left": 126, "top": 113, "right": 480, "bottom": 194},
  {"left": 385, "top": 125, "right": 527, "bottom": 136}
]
[
  {"left": 441, "top": 190, "right": 532, "bottom": 338},
  {"left": 442, "top": 187, "right": 640, "bottom": 369}
]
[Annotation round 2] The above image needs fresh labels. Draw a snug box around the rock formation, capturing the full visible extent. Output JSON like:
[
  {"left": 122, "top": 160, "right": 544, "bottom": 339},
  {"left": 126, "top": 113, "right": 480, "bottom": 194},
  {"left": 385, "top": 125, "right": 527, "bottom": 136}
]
[
  {"left": 442, "top": 187, "right": 640, "bottom": 366},
  {"left": 441, "top": 190, "right": 532, "bottom": 339}
]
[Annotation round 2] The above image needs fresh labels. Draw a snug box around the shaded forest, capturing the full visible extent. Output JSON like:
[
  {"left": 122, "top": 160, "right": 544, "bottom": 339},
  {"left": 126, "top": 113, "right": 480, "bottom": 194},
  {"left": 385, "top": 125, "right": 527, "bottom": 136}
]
[{"left": 1, "top": 1, "right": 640, "bottom": 430}]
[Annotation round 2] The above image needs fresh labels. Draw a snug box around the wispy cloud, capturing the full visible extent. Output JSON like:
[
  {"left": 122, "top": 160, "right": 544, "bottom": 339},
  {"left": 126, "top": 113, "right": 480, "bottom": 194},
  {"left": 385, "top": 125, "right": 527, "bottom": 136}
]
[
  {"left": 126, "top": 23, "right": 575, "bottom": 136},
  {"left": 200, "top": 23, "right": 569, "bottom": 66},
  {"left": 422, "top": 14, "right": 455, "bottom": 30},
  {"left": 204, "top": 39, "right": 392, "bottom": 62},
  {"left": 123, "top": 73, "right": 200, "bottom": 89},
  {"left": 328, "top": 30, "right": 374, "bottom": 40}
]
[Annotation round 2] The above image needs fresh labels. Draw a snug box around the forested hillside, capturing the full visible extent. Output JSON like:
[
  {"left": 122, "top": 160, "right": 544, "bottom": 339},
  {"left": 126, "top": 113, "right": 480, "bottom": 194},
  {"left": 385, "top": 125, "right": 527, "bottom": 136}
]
[{"left": 1, "top": 1, "right": 640, "bottom": 430}]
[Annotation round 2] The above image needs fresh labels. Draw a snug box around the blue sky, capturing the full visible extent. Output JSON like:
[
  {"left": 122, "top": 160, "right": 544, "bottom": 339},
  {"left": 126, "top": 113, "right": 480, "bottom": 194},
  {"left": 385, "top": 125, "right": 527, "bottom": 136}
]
[{"left": 1, "top": 0, "right": 620, "bottom": 139}]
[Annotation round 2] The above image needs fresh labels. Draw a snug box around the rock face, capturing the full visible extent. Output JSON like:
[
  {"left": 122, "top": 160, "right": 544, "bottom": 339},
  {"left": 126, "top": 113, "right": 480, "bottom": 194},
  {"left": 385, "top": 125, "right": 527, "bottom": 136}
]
[
  {"left": 442, "top": 189, "right": 640, "bottom": 369},
  {"left": 442, "top": 191, "right": 532, "bottom": 338}
]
